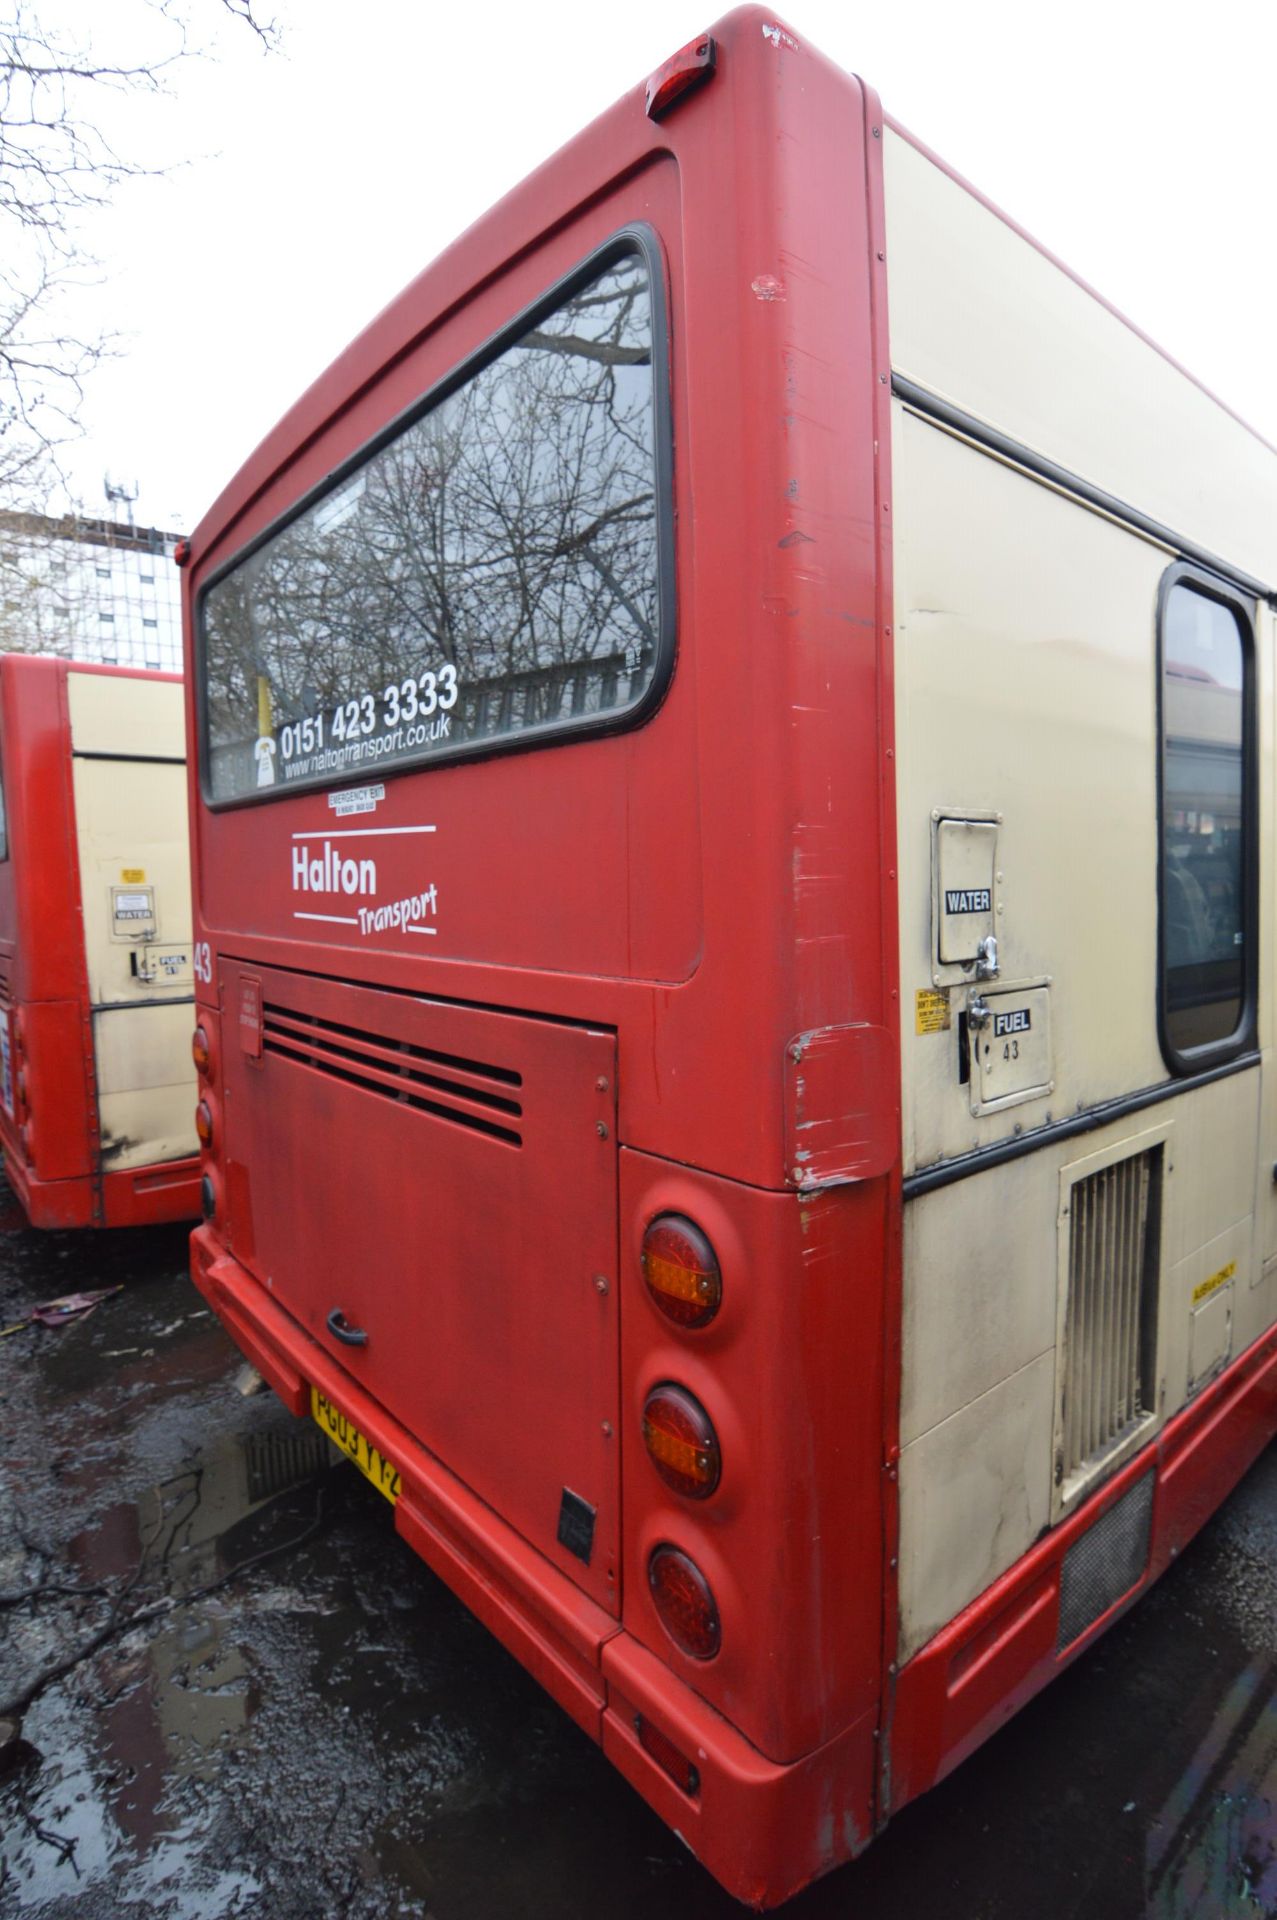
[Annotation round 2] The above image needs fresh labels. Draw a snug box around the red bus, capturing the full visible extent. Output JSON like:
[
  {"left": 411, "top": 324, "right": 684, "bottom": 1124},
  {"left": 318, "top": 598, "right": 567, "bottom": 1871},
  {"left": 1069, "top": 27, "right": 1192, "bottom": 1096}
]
[
  {"left": 183, "top": 10, "right": 1277, "bottom": 1904},
  {"left": 0, "top": 656, "right": 200, "bottom": 1228}
]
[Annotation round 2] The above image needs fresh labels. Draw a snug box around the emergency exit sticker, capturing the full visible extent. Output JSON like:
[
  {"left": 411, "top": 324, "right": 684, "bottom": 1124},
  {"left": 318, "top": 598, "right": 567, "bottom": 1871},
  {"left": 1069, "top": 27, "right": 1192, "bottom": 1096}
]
[
  {"left": 915, "top": 987, "right": 951, "bottom": 1035},
  {"left": 238, "top": 975, "right": 263, "bottom": 1061}
]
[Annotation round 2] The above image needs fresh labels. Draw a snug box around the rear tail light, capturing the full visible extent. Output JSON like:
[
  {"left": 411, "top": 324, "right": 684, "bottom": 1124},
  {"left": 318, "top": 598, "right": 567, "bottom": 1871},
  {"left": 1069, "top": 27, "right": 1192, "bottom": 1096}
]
[
  {"left": 635, "top": 1714, "right": 700, "bottom": 1796},
  {"left": 192, "top": 1025, "right": 212, "bottom": 1077},
  {"left": 641, "top": 1215, "right": 721, "bottom": 1329},
  {"left": 648, "top": 1544, "right": 721, "bottom": 1660},
  {"left": 642, "top": 1384, "right": 721, "bottom": 1499},
  {"left": 195, "top": 1099, "right": 213, "bottom": 1148}
]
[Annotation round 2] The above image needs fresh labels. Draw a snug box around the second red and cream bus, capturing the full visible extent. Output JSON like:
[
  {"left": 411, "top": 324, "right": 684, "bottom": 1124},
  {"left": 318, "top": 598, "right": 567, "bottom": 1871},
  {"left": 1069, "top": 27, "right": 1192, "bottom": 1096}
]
[{"left": 0, "top": 656, "right": 200, "bottom": 1228}]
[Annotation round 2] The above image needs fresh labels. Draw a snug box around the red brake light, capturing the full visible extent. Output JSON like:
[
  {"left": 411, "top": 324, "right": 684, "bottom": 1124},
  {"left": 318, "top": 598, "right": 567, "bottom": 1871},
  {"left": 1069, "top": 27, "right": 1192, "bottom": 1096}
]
[
  {"left": 645, "top": 33, "right": 716, "bottom": 120},
  {"left": 648, "top": 1544, "right": 720, "bottom": 1660},
  {"left": 641, "top": 1215, "right": 721, "bottom": 1328},
  {"left": 195, "top": 1099, "right": 213, "bottom": 1148},
  {"left": 174, "top": 537, "right": 191, "bottom": 567},
  {"left": 642, "top": 1384, "right": 721, "bottom": 1499},
  {"left": 192, "top": 1025, "right": 211, "bottom": 1077}
]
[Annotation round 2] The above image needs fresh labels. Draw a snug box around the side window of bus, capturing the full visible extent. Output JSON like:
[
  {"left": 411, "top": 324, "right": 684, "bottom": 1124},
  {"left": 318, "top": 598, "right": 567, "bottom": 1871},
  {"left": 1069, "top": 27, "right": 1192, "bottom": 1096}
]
[{"left": 1159, "top": 570, "right": 1254, "bottom": 1070}]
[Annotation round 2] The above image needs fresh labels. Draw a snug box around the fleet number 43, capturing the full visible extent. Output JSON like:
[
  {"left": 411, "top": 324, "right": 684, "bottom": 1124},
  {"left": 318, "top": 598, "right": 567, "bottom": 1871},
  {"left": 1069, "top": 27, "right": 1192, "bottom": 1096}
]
[{"left": 194, "top": 941, "right": 213, "bottom": 984}]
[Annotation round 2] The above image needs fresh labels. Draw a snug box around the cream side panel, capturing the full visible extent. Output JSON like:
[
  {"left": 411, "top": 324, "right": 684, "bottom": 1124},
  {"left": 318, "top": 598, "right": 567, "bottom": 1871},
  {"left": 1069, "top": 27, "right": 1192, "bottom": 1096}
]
[
  {"left": 883, "top": 128, "right": 1277, "bottom": 588},
  {"left": 898, "top": 1073, "right": 1264, "bottom": 1660},
  {"left": 898, "top": 1350, "right": 1055, "bottom": 1660},
  {"left": 66, "top": 671, "right": 184, "bottom": 758},
  {"left": 901, "top": 1152, "right": 1057, "bottom": 1448},
  {"left": 894, "top": 404, "right": 1168, "bottom": 1171},
  {"left": 95, "top": 1003, "right": 196, "bottom": 1169},
  {"left": 73, "top": 759, "right": 192, "bottom": 1005},
  {"left": 98, "top": 1089, "right": 196, "bottom": 1172}
]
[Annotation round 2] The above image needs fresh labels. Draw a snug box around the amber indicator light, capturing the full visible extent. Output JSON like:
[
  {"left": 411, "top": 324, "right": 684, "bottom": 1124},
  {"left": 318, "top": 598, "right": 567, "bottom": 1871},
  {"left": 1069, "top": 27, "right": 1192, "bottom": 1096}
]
[
  {"left": 195, "top": 1099, "right": 214, "bottom": 1148},
  {"left": 635, "top": 1714, "right": 701, "bottom": 1796},
  {"left": 192, "top": 1025, "right": 211, "bottom": 1076},
  {"left": 642, "top": 1383, "right": 721, "bottom": 1500},
  {"left": 641, "top": 1215, "right": 722, "bottom": 1329},
  {"left": 648, "top": 1544, "right": 721, "bottom": 1660}
]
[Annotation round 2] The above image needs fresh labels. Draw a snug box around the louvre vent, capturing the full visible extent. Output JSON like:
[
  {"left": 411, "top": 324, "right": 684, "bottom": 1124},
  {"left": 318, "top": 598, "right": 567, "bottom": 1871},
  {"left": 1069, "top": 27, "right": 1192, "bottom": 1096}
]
[
  {"left": 1060, "top": 1145, "right": 1162, "bottom": 1494},
  {"left": 261, "top": 1003, "right": 523, "bottom": 1147},
  {"left": 1057, "top": 1471, "right": 1154, "bottom": 1649}
]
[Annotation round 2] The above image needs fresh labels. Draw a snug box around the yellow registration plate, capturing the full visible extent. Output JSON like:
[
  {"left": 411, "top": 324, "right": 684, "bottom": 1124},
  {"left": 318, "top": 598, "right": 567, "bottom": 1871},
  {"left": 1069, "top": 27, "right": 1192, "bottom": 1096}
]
[{"left": 311, "top": 1387, "right": 401, "bottom": 1505}]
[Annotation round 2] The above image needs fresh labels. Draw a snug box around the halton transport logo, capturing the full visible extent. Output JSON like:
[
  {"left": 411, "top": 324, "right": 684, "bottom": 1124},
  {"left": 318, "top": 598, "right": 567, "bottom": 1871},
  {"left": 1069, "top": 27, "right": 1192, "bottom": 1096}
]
[{"left": 289, "top": 822, "right": 439, "bottom": 940}]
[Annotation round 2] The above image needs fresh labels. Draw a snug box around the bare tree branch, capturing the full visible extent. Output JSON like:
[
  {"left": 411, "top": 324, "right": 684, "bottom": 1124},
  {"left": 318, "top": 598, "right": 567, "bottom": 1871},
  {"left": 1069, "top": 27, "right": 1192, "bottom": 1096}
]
[{"left": 0, "top": 0, "right": 279, "bottom": 508}]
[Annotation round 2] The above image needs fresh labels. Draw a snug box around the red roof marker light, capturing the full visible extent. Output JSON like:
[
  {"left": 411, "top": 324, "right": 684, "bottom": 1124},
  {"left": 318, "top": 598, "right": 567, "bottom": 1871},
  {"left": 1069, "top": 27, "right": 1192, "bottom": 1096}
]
[{"left": 645, "top": 33, "right": 716, "bottom": 120}]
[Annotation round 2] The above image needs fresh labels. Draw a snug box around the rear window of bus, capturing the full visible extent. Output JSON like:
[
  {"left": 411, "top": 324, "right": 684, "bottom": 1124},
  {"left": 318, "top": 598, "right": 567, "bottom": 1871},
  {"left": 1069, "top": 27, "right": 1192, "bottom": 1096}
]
[{"left": 198, "top": 233, "right": 671, "bottom": 805}]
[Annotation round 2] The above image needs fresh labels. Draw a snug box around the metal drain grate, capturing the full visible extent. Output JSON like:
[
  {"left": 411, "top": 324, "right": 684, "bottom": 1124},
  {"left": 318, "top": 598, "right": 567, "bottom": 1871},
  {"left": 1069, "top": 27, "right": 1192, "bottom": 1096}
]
[
  {"left": 245, "top": 1427, "right": 334, "bottom": 1504},
  {"left": 1057, "top": 1471, "right": 1154, "bottom": 1649}
]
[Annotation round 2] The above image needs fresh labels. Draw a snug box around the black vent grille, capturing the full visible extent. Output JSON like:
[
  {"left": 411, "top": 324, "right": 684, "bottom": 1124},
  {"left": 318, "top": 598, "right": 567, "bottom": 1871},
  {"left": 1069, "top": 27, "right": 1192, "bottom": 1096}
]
[
  {"left": 261, "top": 1003, "right": 523, "bottom": 1146},
  {"left": 1057, "top": 1472, "right": 1154, "bottom": 1650},
  {"left": 245, "top": 1427, "right": 334, "bottom": 1504},
  {"left": 1061, "top": 1146, "right": 1162, "bottom": 1488}
]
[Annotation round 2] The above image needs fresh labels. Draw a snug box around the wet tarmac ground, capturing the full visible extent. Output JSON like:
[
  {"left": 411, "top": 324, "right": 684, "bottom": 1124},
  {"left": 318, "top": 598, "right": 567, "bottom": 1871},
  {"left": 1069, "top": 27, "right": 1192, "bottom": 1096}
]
[{"left": 0, "top": 1196, "right": 1275, "bottom": 1920}]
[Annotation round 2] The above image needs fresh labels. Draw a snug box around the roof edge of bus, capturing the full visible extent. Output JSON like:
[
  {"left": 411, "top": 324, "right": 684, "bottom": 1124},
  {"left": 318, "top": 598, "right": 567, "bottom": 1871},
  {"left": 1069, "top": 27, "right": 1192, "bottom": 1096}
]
[{"left": 186, "top": 5, "right": 820, "bottom": 564}]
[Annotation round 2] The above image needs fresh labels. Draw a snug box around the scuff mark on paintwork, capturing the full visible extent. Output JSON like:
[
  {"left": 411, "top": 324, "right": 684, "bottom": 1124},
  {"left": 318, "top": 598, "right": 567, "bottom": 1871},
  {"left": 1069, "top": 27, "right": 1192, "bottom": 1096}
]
[
  {"left": 761, "top": 21, "right": 801, "bottom": 50},
  {"left": 751, "top": 273, "right": 786, "bottom": 301},
  {"left": 779, "top": 529, "right": 816, "bottom": 548}
]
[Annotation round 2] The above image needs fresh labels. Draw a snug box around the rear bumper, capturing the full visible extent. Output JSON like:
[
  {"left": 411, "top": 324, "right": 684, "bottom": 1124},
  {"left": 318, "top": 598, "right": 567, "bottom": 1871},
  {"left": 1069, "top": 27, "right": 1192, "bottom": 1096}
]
[
  {"left": 3, "top": 1147, "right": 200, "bottom": 1228},
  {"left": 190, "top": 1227, "right": 876, "bottom": 1909}
]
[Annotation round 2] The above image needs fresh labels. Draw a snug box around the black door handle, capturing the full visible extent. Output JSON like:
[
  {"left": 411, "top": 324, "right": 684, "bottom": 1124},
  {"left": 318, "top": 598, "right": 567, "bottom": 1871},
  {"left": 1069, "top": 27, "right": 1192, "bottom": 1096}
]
[{"left": 326, "top": 1307, "right": 368, "bottom": 1347}]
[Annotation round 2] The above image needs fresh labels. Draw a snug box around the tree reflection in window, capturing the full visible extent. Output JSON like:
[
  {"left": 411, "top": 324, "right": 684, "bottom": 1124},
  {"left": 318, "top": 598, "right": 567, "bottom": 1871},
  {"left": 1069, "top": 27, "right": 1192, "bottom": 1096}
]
[{"left": 201, "top": 251, "right": 661, "bottom": 801}]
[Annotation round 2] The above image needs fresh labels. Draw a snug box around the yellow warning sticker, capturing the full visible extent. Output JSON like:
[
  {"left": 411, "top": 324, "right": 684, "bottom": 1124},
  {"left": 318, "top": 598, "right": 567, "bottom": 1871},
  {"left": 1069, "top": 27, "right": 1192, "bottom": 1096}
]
[
  {"left": 915, "top": 988, "right": 951, "bottom": 1036},
  {"left": 121, "top": 868, "right": 146, "bottom": 883},
  {"left": 1192, "top": 1260, "right": 1236, "bottom": 1306}
]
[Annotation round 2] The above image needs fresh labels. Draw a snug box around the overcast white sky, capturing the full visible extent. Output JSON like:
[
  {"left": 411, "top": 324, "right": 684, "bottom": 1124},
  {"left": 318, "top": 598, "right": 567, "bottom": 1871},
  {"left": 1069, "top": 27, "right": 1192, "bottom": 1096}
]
[{"left": 49, "top": 0, "right": 1277, "bottom": 532}]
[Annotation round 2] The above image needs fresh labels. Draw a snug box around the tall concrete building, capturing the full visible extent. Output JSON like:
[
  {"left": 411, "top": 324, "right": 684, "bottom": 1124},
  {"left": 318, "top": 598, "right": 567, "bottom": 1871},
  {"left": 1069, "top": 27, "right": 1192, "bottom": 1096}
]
[{"left": 0, "top": 506, "right": 184, "bottom": 675}]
